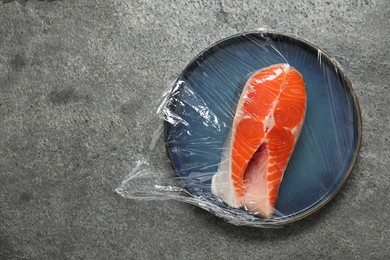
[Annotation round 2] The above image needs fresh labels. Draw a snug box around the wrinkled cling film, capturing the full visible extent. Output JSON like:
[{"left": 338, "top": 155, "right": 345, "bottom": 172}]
[{"left": 116, "top": 30, "right": 361, "bottom": 227}]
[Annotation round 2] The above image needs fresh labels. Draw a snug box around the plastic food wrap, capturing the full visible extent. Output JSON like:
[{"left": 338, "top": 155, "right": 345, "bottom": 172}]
[{"left": 116, "top": 31, "right": 362, "bottom": 227}]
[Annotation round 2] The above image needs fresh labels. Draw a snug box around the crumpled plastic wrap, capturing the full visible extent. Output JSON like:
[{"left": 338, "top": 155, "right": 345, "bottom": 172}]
[{"left": 116, "top": 30, "right": 362, "bottom": 227}]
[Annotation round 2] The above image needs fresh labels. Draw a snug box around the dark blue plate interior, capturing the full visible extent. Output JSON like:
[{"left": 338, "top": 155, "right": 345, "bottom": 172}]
[{"left": 164, "top": 32, "right": 361, "bottom": 223}]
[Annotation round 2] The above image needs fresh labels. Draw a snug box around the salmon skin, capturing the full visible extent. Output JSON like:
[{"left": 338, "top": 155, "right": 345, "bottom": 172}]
[{"left": 211, "top": 64, "right": 307, "bottom": 218}]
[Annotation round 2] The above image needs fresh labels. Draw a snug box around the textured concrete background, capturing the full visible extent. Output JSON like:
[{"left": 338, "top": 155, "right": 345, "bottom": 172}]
[{"left": 1, "top": 0, "right": 389, "bottom": 259}]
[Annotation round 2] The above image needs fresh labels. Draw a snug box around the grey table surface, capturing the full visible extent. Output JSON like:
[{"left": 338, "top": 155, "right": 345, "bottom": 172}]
[{"left": 1, "top": 0, "right": 389, "bottom": 259}]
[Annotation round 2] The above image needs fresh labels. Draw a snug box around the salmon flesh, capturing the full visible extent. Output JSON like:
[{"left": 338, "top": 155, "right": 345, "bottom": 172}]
[{"left": 211, "top": 64, "right": 307, "bottom": 218}]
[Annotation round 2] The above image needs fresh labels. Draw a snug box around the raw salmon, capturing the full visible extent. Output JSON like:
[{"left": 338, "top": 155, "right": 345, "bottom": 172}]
[{"left": 211, "top": 64, "right": 306, "bottom": 218}]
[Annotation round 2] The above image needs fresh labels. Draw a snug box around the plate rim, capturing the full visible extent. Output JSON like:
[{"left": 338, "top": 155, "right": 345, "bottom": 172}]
[{"left": 163, "top": 30, "right": 363, "bottom": 226}]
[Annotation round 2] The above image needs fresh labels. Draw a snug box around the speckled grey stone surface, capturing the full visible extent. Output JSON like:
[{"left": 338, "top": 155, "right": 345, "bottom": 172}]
[{"left": 0, "top": 0, "right": 389, "bottom": 259}]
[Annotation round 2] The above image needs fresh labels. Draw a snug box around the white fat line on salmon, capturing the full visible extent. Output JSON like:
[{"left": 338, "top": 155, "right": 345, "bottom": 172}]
[{"left": 262, "top": 64, "right": 290, "bottom": 135}]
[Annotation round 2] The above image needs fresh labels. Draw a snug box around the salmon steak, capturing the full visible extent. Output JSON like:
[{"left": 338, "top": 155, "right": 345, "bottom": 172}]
[{"left": 211, "top": 64, "right": 307, "bottom": 218}]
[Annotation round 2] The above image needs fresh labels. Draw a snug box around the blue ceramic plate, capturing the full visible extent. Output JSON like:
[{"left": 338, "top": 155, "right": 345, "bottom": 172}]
[{"left": 164, "top": 32, "right": 362, "bottom": 225}]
